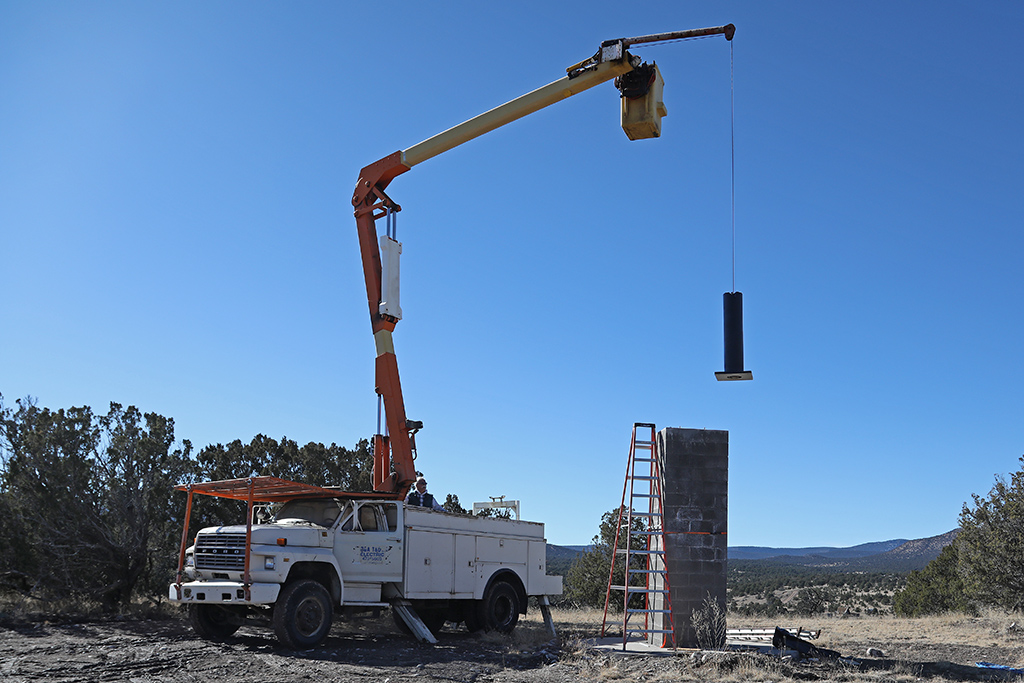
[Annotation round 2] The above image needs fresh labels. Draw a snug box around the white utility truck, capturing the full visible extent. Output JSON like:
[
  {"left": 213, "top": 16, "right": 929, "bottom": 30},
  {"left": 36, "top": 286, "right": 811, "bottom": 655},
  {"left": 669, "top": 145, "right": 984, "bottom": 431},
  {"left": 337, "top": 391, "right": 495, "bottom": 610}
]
[{"left": 169, "top": 477, "right": 562, "bottom": 648}]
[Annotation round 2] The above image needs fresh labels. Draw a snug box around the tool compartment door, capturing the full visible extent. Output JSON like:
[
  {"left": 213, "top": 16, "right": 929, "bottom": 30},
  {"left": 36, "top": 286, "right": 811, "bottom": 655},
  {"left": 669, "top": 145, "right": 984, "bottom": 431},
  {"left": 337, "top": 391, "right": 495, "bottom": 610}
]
[
  {"left": 476, "top": 535, "right": 527, "bottom": 565},
  {"left": 405, "top": 530, "right": 454, "bottom": 595},
  {"left": 453, "top": 534, "right": 476, "bottom": 598}
]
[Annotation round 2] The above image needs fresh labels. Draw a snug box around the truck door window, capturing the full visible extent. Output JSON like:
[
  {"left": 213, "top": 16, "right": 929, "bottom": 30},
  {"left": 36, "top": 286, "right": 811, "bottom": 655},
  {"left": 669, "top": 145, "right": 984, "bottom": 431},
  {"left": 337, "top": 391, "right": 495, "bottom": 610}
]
[
  {"left": 338, "top": 503, "right": 393, "bottom": 532},
  {"left": 358, "top": 505, "right": 378, "bottom": 531}
]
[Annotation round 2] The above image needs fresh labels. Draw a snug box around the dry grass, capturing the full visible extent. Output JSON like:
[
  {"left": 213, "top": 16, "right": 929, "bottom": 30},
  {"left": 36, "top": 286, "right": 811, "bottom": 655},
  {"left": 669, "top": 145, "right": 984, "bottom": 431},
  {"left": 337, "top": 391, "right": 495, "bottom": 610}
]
[
  {"left": 782, "top": 607, "right": 1024, "bottom": 667},
  {"left": 475, "top": 618, "right": 557, "bottom": 652},
  {"left": 522, "top": 604, "right": 606, "bottom": 630},
  {"left": 529, "top": 605, "right": 1024, "bottom": 682},
  {"left": 0, "top": 592, "right": 179, "bottom": 624}
]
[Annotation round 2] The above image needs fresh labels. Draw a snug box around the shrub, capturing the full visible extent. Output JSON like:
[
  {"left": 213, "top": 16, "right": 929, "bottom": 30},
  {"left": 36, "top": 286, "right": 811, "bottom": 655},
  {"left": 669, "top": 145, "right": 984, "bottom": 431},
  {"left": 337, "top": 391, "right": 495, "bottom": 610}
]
[{"left": 894, "top": 543, "right": 970, "bottom": 616}]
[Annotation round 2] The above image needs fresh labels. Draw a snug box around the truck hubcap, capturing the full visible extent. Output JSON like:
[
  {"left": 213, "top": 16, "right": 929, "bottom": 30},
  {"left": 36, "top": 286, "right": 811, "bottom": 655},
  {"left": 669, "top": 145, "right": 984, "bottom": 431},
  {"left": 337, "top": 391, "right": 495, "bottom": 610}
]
[
  {"left": 295, "top": 597, "right": 325, "bottom": 636},
  {"left": 492, "top": 595, "right": 512, "bottom": 626}
]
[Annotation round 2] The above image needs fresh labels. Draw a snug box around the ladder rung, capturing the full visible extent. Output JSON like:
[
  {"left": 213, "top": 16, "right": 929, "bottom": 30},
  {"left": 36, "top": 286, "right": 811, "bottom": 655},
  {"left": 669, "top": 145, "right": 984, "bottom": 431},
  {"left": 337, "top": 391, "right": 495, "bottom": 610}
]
[
  {"left": 628, "top": 569, "right": 668, "bottom": 574},
  {"left": 632, "top": 457, "right": 655, "bottom": 462},
  {"left": 630, "top": 476, "right": 656, "bottom": 481},
  {"left": 626, "top": 629, "right": 675, "bottom": 635},
  {"left": 609, "top": 585, "right": 670, "bottom": 593},
  {"left": 627, "top": 609, "right": 671, "bottom": 614},
  {"left": 616, "top": 549, "right": 664, "bottom": 555},
  {"left": 627, "top": 512, "right": 662, "bottom": 517}
]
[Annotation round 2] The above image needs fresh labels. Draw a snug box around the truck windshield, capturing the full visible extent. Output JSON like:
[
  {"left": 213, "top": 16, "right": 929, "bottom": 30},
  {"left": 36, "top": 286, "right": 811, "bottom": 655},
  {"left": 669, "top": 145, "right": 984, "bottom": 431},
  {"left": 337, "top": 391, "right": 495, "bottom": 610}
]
[{"left": 273, "top": 499, "right": 342, "bottom": 527}]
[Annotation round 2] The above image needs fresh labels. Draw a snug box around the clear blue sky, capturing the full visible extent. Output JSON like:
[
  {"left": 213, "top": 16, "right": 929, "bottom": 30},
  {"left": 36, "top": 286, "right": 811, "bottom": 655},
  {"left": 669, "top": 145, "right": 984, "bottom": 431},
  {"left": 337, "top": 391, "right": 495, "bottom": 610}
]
[{"left": 2, "top": 1, "right": 1022, "bottom": 548}]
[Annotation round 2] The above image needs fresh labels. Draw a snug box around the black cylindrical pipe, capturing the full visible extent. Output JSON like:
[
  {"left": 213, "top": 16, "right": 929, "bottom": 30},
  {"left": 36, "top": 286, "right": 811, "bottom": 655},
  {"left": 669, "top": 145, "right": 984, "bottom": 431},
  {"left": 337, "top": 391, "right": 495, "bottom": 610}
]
[{"left": 723, "top": 292, "right": 745, "bottom": 374}]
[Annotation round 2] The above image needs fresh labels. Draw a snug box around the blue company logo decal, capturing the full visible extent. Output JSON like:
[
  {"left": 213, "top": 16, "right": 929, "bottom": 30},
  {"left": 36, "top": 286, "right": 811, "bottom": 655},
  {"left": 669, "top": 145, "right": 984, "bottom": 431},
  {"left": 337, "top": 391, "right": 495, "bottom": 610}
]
[{"left": 357, "top": 545, "right": 393, "bottom": 564}]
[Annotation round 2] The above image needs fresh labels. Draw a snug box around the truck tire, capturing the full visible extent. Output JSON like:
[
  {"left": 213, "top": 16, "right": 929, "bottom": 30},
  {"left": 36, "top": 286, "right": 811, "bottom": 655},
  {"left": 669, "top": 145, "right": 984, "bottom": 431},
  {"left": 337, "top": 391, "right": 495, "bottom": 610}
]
[
  {"left": 273, "top": 579, "right": 333, "bottom": 649},
  {"left": 461, "top": 600, "right": 484, "bottom": 633},
  {"left": 188, "top": 604, "right": 241, "bottom": 640},
  {"left": 463, "top": 607, "right": 483, "bottom": 633},
  {"left": 476, "top": 580, "right": 520, "bottom": 633},
  {"left": 420, "top": 608, "right": 447, "bottom": 636}
]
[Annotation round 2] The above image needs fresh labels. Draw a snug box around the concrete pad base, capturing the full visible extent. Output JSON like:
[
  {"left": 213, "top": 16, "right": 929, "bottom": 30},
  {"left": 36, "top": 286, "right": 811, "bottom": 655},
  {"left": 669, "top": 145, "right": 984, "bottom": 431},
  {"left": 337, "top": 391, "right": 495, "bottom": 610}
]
[{"left": 585, "top": 636, "right": 696, "bottom": 655}]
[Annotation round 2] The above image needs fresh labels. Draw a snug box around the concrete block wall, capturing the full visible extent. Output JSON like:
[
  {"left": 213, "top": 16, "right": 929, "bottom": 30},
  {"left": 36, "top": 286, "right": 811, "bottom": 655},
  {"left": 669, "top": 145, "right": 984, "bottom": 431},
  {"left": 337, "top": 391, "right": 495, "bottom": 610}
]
[{"left": 650, "top": 428, "right": 728, "bottom": 648}]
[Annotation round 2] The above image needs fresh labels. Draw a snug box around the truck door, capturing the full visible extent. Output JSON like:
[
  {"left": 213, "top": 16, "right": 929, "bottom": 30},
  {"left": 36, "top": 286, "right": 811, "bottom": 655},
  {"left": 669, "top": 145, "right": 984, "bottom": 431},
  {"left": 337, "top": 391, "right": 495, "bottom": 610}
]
[{"left": 333, "top": 502, "right": 403, "bottom": 584}]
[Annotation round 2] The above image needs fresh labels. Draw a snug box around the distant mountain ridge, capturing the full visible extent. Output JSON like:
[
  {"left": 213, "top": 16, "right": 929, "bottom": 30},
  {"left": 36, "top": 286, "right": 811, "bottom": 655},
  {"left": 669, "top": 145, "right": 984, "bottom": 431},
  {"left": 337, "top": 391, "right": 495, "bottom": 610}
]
[
  {"left": 881, "top": 529, "right": 959, "bottom": 559},
  {"left": 730, "top": 539, "right": 908, "bottom": 561},
  {"left": 729, "top": 530, "right": 959, "bottom": 573},
  {"left": 546, "top": 530, "right": 959, "bottom": 575}
]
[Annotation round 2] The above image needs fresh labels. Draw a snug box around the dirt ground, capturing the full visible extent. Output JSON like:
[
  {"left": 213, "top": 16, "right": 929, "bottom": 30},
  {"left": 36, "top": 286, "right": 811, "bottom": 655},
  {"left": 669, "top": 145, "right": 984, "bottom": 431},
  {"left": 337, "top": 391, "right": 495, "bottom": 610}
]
[{"left": 4, "top": 608, "right": 1024, "bottom": 683}]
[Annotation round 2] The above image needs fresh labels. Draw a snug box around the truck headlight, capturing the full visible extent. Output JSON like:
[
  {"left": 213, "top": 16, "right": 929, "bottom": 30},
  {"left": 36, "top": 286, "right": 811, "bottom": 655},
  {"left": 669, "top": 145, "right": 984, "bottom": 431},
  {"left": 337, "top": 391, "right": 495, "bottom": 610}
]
[
  {"left": 185, "top": 555, "right": 194, "bottom": 568},
  {"left": 264, "top": 556, "right": 275, "bottom": 570}
]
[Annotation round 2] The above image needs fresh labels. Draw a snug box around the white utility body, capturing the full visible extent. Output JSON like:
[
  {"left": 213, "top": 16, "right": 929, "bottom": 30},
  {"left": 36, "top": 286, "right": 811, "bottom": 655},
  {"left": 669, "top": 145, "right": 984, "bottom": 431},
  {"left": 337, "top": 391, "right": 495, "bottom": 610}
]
[{"left": 170, "top": 488, "right": 561, "bottom": 649}]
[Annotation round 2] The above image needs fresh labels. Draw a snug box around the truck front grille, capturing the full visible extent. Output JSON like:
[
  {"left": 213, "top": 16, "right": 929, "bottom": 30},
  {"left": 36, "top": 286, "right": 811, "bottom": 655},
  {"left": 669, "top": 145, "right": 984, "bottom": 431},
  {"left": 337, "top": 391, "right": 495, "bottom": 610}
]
[{"left": 195, "top": 533, "right": 247, "bottom": 570}]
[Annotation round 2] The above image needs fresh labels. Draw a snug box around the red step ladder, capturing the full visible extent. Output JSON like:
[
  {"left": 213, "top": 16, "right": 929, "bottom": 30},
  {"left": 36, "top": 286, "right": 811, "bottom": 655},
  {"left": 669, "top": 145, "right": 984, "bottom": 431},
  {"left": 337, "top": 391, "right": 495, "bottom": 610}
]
[{"left": 601, "top": 423, "right": 676, "bottom": 649}]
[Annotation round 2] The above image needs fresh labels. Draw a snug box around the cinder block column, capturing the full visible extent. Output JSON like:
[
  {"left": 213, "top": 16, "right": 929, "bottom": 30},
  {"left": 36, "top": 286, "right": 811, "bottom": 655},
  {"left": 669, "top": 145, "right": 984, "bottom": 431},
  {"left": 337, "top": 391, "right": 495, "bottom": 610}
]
[{"left": 650, "top": 428, "right": 728, "bottom": 648}]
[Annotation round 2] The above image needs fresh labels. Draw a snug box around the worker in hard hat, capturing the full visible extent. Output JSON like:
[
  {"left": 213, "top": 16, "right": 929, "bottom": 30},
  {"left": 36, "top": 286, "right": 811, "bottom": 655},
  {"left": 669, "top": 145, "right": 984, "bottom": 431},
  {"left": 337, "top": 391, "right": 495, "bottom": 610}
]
[{"left": 406, "top": 476, "right": 444, "bottom": 511}]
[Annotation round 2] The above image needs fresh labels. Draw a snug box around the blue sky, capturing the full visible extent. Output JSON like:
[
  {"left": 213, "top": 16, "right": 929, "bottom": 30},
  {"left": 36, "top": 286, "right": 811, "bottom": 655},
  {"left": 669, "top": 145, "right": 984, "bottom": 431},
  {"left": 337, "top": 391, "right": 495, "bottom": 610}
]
[{"left": 2, "top": 1, "right": 1022, "bottom": 548}]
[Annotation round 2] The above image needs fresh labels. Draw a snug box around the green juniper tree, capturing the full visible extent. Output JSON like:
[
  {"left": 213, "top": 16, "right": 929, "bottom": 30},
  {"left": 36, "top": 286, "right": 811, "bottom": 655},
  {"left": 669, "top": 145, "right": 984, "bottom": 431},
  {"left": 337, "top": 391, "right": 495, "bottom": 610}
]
[
  {"left": 956, "top": 458, "right": 1024, "bottom": 610},
  {"left": 0, "top": 397, "right": 192, "bottom": 609},
  {"left": 894, "top": 543, "right": 968, "bottom": 616},
  {"left": 564, "top": 507, "right": 647, "bottom": 609},
  {"left": 0, "top": 393, "right": 376, "bottom": 611}
]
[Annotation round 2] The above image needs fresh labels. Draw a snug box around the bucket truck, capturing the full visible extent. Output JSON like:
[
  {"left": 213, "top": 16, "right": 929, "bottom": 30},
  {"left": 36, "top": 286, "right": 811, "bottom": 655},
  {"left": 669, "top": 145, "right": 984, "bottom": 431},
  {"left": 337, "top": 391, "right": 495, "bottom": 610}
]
[{"left": 168, "top": 24, "right": 735, "bottom": 649}]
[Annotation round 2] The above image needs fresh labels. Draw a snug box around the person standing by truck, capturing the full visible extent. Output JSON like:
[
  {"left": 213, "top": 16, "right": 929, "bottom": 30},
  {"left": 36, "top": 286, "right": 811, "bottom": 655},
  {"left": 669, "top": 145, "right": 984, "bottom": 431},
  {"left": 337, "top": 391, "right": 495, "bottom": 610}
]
[{"left": 406, "top": 476, "right": 444, "bottom": 511}]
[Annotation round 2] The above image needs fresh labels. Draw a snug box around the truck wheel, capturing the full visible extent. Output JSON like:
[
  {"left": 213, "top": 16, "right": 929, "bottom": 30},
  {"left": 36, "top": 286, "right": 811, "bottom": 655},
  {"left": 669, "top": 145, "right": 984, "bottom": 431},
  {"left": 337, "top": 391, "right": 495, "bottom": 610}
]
[
  {"left": 463, "top": 602, "right": 484, "bottom": 633},
  {"left": 420, "top": 608, "right": 447, "bottom": 636},
  {"left": 273, "top": 579, "right": 333, "bottom": 649},
  {"left": 476, "top": 580, "right": 520, "bottom": 633},
  {"left": 189, "top": 604, "right": 241, "bottom": 640}
]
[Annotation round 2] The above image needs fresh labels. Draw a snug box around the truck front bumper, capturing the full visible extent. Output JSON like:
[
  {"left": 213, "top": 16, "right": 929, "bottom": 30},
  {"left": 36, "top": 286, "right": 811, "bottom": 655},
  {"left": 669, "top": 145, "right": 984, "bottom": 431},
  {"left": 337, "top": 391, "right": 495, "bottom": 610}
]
[{"left": 168, "top": 581, "right": 280, "bottom": 605}]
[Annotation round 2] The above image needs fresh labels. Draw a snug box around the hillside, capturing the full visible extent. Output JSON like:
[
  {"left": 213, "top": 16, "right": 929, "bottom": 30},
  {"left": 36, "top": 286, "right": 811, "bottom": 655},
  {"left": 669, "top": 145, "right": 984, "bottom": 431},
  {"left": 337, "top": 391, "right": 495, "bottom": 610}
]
[
  {"left": 548, "top": 532, "right": 959, "bottom": 616},
  {"left": 725, "top": 533, "right": 957, "bottom": 617},
  {"left": 882, "top": 528, "right": 960, "bottom": 559},
  {"left": 730, "top": 530, "right": 959, "bottom": 574},
  {"left": 546, "top": 544, "right": 586, "bottom": 577},
  {"left": 730, "top": 539, "right": 908, "bottom": 561},
  {"left": 547, "top": 530, "right": 959, "bottom": 579}
]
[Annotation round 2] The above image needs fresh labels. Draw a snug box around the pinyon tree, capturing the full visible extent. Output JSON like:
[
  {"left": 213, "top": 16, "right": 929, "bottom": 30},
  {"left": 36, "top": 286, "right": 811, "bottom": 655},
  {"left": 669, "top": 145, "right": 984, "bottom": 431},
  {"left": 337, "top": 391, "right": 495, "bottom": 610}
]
[
  {"left": 565, "top": 507, "right": 648, "bottom": 610},
  {"left": 0, "top": 394, "right": 375, "bottom": 611},
  {"left": 957, "top": 457, "right": 1024, "bottom": 610},
  {"left": 894, "top": 542, "right": 969, "bottom": 616},
  {"left": 0, "top": 397, "right": 192, "bottom": 608}
]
